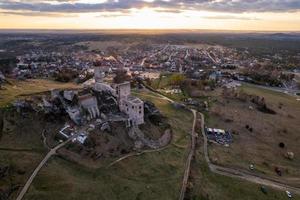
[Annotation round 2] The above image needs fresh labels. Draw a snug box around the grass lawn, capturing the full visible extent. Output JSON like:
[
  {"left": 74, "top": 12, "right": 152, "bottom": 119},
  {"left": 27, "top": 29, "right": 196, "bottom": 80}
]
[
  {"left": 2, "top": 87, "right": 298, "bottom": 200},
  {"left": 150, "top": 73, "right": 177, "bottom": 90},
  {"left": 191, "top": 140, "right": 300, "bottom": 200},
  {"left": 206, "top": 84, "right": 300, "bottom": 186},
  {"left": 0, "top": 107, "right": 48, "bottom": 200},
  {"left": 0, "top": 151, "right": 45, "bottom": 200},
  {"left": 0, "top": 79, "right": 80, "bottom": 107},
  {"left": 148, "top": 73, "right": 189, "bottom": 102},
  {"left": 23, "top": 90, "right": 194, "bottom": 200},
  {"left": 1, "top": 110, "right": 46, "bottom": 151}
]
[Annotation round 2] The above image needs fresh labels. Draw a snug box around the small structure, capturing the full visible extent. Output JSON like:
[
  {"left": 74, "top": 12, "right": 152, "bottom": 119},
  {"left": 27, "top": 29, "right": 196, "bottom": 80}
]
[
  {"left": 73, "top": 132, "right": 88, "bottom": 144},
  {"left": 59, "top": 125, "right": 87, "bottom": 144},
  {"left": 205, "top": 127, "right": 233, "bottom": 145},
  {"left": 59, "top": 125, "right": 73, "bottom": 139}
]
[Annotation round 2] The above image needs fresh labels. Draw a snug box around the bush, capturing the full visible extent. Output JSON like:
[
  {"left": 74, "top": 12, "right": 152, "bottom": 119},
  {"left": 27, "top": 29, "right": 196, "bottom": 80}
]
[{"left": 168, "top": 73, "right": 186, "bottom": 86}]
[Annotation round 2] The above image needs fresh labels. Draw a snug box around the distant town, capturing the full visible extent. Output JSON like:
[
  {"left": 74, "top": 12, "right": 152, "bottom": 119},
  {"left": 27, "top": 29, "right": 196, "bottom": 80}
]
[{"left": 0, "top": 31, "right": 300, "bottom": 200}]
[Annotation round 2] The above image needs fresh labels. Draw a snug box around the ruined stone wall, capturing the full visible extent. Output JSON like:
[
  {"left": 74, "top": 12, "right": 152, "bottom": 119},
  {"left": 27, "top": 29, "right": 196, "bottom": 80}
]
[
  {"left": 116, "top": 82, "right": 131, "bottom": 101},
  {"left": 120, "top": 99, "right": 144, "bottom": 126}
]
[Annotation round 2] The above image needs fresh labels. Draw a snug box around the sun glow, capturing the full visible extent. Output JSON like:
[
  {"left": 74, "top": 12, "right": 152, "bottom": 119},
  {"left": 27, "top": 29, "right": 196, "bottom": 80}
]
[{"left": 0, "top": 7, "right": 300, "bottom": 31}]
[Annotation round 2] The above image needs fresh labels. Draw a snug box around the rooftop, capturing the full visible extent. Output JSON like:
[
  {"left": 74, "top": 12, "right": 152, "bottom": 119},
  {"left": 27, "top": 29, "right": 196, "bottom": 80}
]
[{"left": 127, "top": 95, "right": 143, "bottom": 104}]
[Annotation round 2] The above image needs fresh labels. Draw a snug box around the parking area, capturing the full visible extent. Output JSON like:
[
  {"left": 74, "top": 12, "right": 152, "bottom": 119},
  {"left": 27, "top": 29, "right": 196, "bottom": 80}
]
[{"left": 205, "top": 128, "right": 233, "bottom": 145}]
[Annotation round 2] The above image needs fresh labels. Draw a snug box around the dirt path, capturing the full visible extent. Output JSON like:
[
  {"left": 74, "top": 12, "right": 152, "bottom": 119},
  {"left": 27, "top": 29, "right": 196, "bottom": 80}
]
[
  {"left": 140, "top": 87, "right": 198, "bottom": 200},
  {"left": 145, "top": 86, "right": 300, "bottom": 197},
  {"left": 179, "top": 109, "right": 197, "bottom": 200},
  {"left": 108, "top": 146, "right": 170, "bottom": 168},
  {"left": 16, "top": 133, "right": 80, "bottom": 200},
  {"left": 140, "top": 87, "right": 197, "bottom": 200},
  {"left": 198, "top": 111, "right": 300, "bottom": 195}
]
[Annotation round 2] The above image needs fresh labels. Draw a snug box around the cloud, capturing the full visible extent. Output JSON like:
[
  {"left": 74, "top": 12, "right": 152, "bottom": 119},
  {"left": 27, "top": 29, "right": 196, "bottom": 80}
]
[
  {"left": 202, "top": 15, "right": 260, "bottom": 20},
  {"left": 154, "top": 9, "right": 183, "bottom": 14},
  {"left": 97, "top": 12, "right": 131, "bottom": 18},
  {"left": 0, "top": 0, "right": 300, "bottom": 14},
  {"left": 0, "top": 11, "right": 77, "bottom": 17}
]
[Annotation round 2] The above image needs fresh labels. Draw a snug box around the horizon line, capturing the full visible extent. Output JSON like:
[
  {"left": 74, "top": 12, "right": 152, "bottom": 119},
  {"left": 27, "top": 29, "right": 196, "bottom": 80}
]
[{"left": 0, "top": 28, "right": 299, "bottom": 34}]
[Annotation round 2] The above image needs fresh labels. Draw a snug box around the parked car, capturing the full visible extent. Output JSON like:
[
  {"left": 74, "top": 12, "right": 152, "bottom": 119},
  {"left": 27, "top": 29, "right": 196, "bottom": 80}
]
[{"left": 286, "top": 191, "right": 292, "bottom": 198}]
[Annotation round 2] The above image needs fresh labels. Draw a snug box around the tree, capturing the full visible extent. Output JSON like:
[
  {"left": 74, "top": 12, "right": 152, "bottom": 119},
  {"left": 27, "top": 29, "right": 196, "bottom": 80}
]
[
  {"left": 168, "top": 73, "right": 186, "bottom": 86},
  {"left": 113, "top": 69, "right": 131, "bottom": 84}
]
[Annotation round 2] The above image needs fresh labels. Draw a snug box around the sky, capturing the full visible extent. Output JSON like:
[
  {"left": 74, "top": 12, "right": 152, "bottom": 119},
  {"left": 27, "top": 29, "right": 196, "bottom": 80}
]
[{"left": 0, "top": 0, "right": 300, "bottom": 31}]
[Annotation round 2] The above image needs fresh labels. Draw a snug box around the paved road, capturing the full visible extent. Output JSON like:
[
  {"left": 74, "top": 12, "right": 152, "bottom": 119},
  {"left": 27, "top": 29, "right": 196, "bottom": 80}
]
[
  {"left": 140, "top": 45, "right": 169, "bottom": 66},
  {"left": 16, "top": 133, "right": 80, "bottom": 200}
]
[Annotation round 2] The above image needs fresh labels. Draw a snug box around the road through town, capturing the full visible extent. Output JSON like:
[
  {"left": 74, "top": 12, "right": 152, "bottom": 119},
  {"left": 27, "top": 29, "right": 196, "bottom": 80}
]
[{"left": 140, "top": 44, "right": 169, "bottom": 66}]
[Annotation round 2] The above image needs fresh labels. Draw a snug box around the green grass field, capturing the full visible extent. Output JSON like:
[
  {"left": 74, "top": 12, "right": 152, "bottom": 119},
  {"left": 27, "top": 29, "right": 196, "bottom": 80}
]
[
  {"left": 2, "top": 88, "right": 299, "bottom": 200},
  {"left": 0, "top": 110, "right": 47, "bottom": 200},
  {"left": 191, "top": 143, "right": 300, "bottom": 200},
  {"left": 0, "top": 79, "right": 80, "bottom": 107},
  {"left": 22, "top": 90, "right": 193, "bottom": 200},
  {"left": 206, "top": 83, "right": 300, "bottom": 187}
]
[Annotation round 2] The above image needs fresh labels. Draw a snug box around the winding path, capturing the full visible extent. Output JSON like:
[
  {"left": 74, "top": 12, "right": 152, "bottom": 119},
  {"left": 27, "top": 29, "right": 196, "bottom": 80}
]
[
  {"left": 16, "top": 133, "right": 80, "bottom": 200},
  {"left": 198, "top": 112, "right": 300, "bottom": 195},
  {"left": 179, "top": 109, "right": 197, "bottom": 200},
  {"left": 144, "top": 85, "right": 300, "bottom": 198},
  {"left": 140, "top": 86, "right": 198, "bottom": 200},
  {"left": 108, "top": 146, "right": 169, "bottom": 168}
]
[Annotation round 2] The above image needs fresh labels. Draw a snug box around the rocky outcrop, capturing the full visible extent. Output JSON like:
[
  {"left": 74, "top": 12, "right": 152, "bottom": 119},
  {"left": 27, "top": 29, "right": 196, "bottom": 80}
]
[
  {"left": 94, "top": 90, "right": 118, "bottom": 114},
  {"left": 129, "top": 126, "right": 171, "bottom": 150}
]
